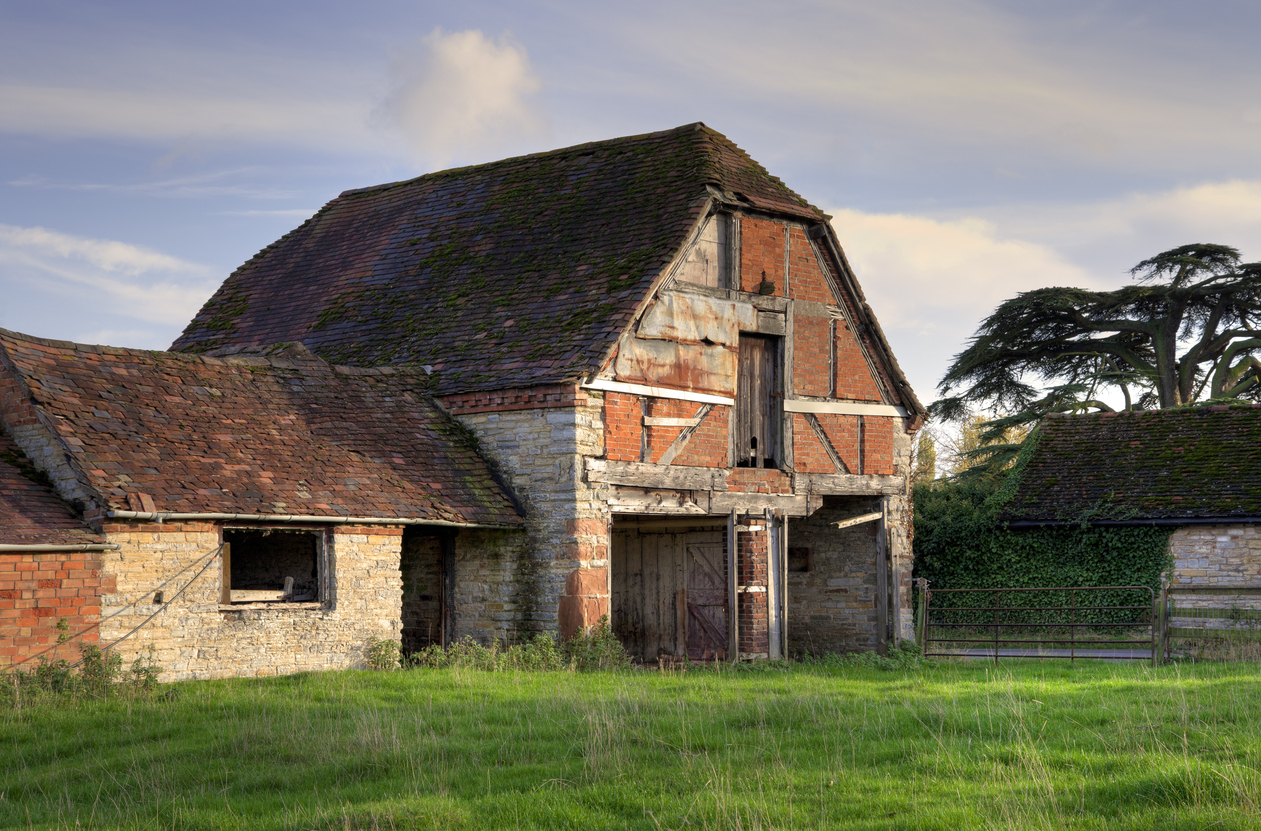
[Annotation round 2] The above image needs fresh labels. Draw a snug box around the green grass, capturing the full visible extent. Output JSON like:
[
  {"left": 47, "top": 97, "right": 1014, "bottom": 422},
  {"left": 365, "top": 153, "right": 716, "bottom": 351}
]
[{"left": 4, "top": 659, "right": 1261, "bottom": 829}]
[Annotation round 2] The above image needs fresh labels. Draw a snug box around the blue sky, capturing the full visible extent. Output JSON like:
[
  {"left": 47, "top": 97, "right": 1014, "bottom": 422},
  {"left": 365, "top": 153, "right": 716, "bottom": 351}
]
[{"left": 2, "top": 0, "right": 1260, "bottom": 402}]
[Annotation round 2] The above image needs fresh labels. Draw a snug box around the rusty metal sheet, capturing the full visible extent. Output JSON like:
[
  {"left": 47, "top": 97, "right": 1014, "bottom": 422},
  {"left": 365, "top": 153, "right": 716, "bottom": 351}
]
[
  {"left": 636, "top": 291, "right": 755, "bottom": 347},
  {"left": 614, "top": 333, "right": 737, "bottom": 396}
]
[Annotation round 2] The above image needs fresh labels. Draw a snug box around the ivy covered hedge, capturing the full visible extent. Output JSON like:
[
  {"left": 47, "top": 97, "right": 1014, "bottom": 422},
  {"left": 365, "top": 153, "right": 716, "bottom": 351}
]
[{"left": 912, "top": 474, "right": 1173, "bottom": 625}]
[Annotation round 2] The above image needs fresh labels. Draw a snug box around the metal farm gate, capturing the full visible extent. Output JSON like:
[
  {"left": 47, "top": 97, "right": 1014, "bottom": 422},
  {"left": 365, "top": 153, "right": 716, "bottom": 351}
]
[{"left": 917, "top": 584, "right": 1159, "bottom": 665}]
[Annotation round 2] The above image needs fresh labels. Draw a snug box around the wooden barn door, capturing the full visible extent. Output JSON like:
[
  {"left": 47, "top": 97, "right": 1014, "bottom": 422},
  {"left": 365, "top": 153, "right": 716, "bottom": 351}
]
[
  {"left": 685, "top": 533, "right": 728, "bottom": 661},
  {"left": 612, "top": 527, "right": 728, "bottom": 664}
]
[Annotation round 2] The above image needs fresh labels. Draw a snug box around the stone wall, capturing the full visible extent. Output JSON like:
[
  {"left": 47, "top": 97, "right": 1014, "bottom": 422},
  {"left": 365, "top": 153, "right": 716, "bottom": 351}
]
[
  {"left": 449, "top": 390, "right": 610, "bottom": 641},
  {"left": 1169, "top": 525, "right": 1261, "bottom": 588},
  {"left": 98, "top": 521, "right": 402, "bottom": 681}
]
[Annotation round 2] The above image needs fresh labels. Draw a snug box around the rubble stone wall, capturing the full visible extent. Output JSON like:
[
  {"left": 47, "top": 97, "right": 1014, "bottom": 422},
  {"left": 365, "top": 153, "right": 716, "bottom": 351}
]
[{"left": 97, "top": 522, "right": 402, "bottom": 681}]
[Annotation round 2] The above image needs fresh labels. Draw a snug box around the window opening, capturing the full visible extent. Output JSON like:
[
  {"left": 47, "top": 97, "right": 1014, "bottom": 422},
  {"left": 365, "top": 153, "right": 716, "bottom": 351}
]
[
  {"left": 734, "top": 334, "right": 781, "bottom": 469},
  {"left": 789, "top": 547, "right": 812, "bottom": 573},
  {"left": 222, "top": 529, "right": 321, "bottom": 603}
]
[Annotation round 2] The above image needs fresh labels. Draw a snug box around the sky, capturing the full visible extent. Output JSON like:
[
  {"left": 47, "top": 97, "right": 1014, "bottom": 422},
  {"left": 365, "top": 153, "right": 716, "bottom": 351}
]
[{"left": 2, "top": 0, "right": 1260, "bottom": 405}]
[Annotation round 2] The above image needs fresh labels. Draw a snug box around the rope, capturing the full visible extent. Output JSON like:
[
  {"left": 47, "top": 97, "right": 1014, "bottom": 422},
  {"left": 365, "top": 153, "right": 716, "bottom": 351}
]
[{"left": 3, "top": 543, "right": 223, "bottom": 674}]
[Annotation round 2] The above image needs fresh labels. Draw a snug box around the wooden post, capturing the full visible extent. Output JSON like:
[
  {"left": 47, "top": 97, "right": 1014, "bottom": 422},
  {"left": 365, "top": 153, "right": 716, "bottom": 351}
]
[
  {"left": 915, "top": 580, "right": 928, "bottom": 649},
  {"left": 728, "top": 510, "right": 738, "bottom": 663},
  {"left": 441, "top": 531, "right": 456, "bottom": 648},
  {"left": 219, "top": 542, "right": 231, "bottom": 604},
  {"left": 780, "top": 514, "right": 789, "bottom": 660},
  {"left": 875, "top": 507, "right": 888, "bottom": 656}
]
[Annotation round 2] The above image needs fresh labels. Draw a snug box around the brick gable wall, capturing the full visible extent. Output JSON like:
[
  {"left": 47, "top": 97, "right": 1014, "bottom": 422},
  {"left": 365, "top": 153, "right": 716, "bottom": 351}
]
[{"left": 0, "top": 552, "right": 108, "bottom": 668}]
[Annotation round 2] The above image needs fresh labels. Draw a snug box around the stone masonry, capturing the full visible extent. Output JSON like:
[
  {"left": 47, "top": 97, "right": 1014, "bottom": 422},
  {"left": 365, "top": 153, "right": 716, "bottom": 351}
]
[{"left": 97, "top": 522, "right": 402, "bottom": 681}]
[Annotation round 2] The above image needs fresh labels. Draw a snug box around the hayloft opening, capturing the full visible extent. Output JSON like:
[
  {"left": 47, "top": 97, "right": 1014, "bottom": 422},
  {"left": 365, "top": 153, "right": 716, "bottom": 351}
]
[{"left": 222, "top": 528, "right": 321, "bottom": 603}]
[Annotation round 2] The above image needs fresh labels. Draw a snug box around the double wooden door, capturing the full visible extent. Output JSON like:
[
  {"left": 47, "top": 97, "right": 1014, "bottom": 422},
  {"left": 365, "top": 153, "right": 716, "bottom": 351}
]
[{"left": 611, "top": 529, "right": 728, "bottom": 663}]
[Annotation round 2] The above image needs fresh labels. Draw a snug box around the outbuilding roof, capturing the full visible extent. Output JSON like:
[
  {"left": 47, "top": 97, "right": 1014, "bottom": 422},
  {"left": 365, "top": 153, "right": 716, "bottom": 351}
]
[
  {"left": 170, "top": 123, "right": 825, "bottom": 394},
  {"left": 0, "top": 330, "right": 523, "bottom": 527},
  {"left": 1003, "top": 405, "right": 1261, "bottom": 524},
  {"left": 0, "top": 426, "right": 103, "bottom": 546}
]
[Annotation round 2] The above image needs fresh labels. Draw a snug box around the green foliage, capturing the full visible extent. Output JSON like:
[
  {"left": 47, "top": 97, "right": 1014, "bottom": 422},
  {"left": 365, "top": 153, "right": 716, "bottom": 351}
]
[
  {"left": 365, "top": 636, "right": 401, "bottom": 671},
  {"left": 405, "top": 618, "right": 630, "bottom": 673},
  {"left": 563, "top": 616, "right": 631, "bottom": 671},
  {"left": 913, "top": 475, "right": 1173, "bottom": 624},
  {"left": 2, "top": 641, "right": 162, "bottom": 708}
]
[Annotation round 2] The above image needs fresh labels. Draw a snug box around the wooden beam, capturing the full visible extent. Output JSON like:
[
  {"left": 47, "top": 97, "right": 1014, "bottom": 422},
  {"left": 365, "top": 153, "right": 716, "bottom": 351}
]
[
  {"left": 831, "top": 511, "right": 882, "bottom": 529},
  {"left": 219, "top": 542, "right": 231, "bottom": 605},
  {"left": 798, "top": 472, "right": 904, "bottom": 496},
  {"left": 727, "top": 510, "right": 738, "bottom": 663},
  {"left": 804, "top": 412, "right": 850, "bottom": 474},
  {"left": 711, "top": 492, "right": 812, "bottom": 516},
  {"left": 643, "top": 416, "right": 702, "bottom": 427},
  {"left": 875, "top": 505, "right": 888, "bottom": 656},
  {"left": 784, "top": 399, "right": 908, "bottom": 418},
  {"left": 586, "top": 458, "right": 729, "bottom": 491},
  {"left": 582, "top": 378, "right": 734, "bottom": 406}
]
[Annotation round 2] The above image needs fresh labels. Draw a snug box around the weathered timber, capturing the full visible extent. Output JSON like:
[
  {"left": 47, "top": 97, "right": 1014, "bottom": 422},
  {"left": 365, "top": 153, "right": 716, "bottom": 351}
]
[
  {"left": 642, "top": 416, "right": 702, "bottom": 428},
  {"left": 831, "top": 511, "right": 882, "bottom": 529},
  {"left": 710, "top": 492, "right": 812, "bottom": 516},
  {"left": 586, "top": 458, "right": 729, "bottom": 491},
  {"left": 606, "top": 486, "right": 708, "bottom": 514},
  {"left": 798, "top": 472, "right": 904, "bottom": 495},
  {"left": 220, "top": 542, "right": 231, "bottom": 605}
]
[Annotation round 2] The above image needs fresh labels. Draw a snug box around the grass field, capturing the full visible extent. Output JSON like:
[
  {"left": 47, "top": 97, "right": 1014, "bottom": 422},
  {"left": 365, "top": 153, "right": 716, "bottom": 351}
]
[{"left": 4, "top": 657, "right": 1261, "bottom": 830}]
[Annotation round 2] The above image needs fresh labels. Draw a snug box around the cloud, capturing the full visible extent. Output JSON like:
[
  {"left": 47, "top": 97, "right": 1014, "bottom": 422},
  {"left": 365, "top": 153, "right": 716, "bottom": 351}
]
[
  {"left": 376, "top": 29, "right": 547, "bottom": 169},
  {"left": 9, "top": 170, "right": 300, "bottom": 200},
  {"left": 831, "top": 178, "right": 1261, "bottom": 403},
  {"left": 0, "top": 225, "right": 217, "bottom": 337},
  {"left": 0, "top": 83, "right": 381, "bottom": 155},
  {"left": 830, "top": 209, "right": 1097, "bottom": 402}
]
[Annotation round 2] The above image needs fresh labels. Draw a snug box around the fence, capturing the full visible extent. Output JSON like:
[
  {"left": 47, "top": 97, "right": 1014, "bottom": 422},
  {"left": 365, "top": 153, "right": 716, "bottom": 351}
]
[
  {"left": 917, "top": 583, "right": 1159, "bottom": 665},
  {"left": 1161, "top": 586, "right": 1261, "bottom": 661}
]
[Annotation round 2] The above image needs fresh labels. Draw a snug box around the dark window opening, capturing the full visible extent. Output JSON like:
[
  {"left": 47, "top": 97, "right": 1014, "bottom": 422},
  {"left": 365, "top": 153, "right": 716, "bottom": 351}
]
[
  {"left": 789, "top": 547, "right": 812, "bottom": 573},
  {"left": 735, "top": 334, "right": 781, "bottom": 469},
  {"left": 222, "top": 529, "right": 320, "bottom": 603}
]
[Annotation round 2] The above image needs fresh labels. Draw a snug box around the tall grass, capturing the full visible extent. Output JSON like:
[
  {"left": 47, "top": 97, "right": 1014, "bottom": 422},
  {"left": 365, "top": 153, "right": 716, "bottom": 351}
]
[{"left": 3, "top": 658, "right": 1261, "bottom": 829}]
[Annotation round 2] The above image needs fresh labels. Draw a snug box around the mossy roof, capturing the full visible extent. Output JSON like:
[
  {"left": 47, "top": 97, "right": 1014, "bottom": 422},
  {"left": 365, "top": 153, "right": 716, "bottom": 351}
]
[
  {"left": 0, "top": 423, "right": 103, "bottom": 546},
  {"left": 1003, "top": 405, "right": 1261, "bottom": 523},
  {"left": 0, "top": 329, "right": 523, "bottom": 527},
  {"left": 169, "top": 123, "right": 824, "bottom": 394}
]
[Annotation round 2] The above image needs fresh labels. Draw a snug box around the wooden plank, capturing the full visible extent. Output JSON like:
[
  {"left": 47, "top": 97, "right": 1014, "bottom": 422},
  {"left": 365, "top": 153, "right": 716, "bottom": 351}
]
[
  {"left": 780, "top": 516, "right": 789, "bottom": 658},
  {"left": 676, "top": 589, "right": 688, "bottom": 658},
  {"left": 220, "top": 542, "right": 231, "bottom": 604},
  {"left": 710, "top": 492, "right": 811, "bottom": 516},
  {"left": 643, "top": 416, "right": 703, "bottom": 428},
  {"left": 832, "top": 511, "right": 882, "bottom": 529},
  {"left": 784, "top": 400, "right": 909, "bottom": 417},
  {"left": 766, "top": 509, "right": 781, "bottom": 660},
  {"left": 797, "top": 472, "right": 904, "bottom": 496},
  {"left": 606, "top": 486, "right": 706, "bottom": 513},
  {"left": 657, "top": 404, "right": 715, "bottom": 466},
  {"left": 581, "top": 378, "right": 734, "bottom": 406},
  {"left": 586, "top": 458, "right": 729, "bottom": 491}
]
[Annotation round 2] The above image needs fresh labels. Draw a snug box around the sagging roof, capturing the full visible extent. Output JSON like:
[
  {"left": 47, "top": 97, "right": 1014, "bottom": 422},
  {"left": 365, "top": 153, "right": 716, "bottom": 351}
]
[
  {"left": 0, "top": 425, "right": 103, "bottom": 546},
  {"left": 0, "top": 329, "right": 523, "bottom": 527},
  {"left": 170, "top": 123, "right": 825, "bottom": 395},
  {"left": 1003, "top": 405, "right": 1261, "bottom": 525}
]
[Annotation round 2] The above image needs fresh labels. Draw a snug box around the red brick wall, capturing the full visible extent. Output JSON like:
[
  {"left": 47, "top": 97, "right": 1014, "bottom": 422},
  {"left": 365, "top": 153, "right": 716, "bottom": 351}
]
[
  {"left": 0, "top": 551, "right": 108, "bottom": 668},
  {"left": 664, "top": 405, "right": 729, "bottom": 467},
  {"left": 793, "top": 313, "right": 831, "bottom": 397},
  {"left": 740, "top": 216, "right": 786, "bottom": 295},
  {"left": 834, "top": 318, "right": 885, "bottom": 401},
  {"left": 736, "top": 520, "right": 769, "bottom": 655},
  {"left": 643, "top": 399, "right": 699, "bottom": 463},
  {"left": 792, "top": 414, "right": 838, "bottom": 473},
  {"left": 603, "top": 392, "right": 642, "bottom": 462},
  {"left": 786, "top": 227, "right": 834, "bottom": 305},
  {"left": 862, "top": 416, "right": 896, "bottom": 475},
  {"left": 727, "top": 467, "right": 792, "bottom": 494}
]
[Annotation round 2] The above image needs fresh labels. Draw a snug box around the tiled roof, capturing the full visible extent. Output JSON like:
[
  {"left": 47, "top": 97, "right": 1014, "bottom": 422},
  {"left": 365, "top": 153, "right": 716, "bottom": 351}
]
[
  {"left": 0, "top": 424, "right": 103, "bottom": 546},
  {"left": 1003, "top": 405, "right": 1261, "bottom": 523},
  {"left": 170, "top": 123, "right": 824, "bottom": 394},
  {"left": 0, "top": 330, "right": 523, "bottom": 527}
]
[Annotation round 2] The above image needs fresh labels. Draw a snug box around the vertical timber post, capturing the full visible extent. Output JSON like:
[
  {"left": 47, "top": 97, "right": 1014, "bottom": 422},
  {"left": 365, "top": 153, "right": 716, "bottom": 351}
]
[
  {"left": 780, "top": 513, "right": 789, "bottom": 660},
  {"left": 875, "top": 504, "right": 888, "bottom": 656},
  {"left": 441, "top": 530, "right": 456, "bottom": 648},
  {"left": 728, "top": 510, "right": 738, "bottom": 663},
  {"left": 219, "top": 542, "right": 231, "bottom": 605}
]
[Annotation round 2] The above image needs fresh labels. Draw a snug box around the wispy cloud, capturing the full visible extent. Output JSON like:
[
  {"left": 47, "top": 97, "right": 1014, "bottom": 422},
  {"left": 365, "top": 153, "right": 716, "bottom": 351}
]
[
  {"left": 0, "top": 225, "right": 217, "bottom": 335},
  {"left": 832, "top": 178, "right": 1261, "bottom": 401},
  {"left": 9, "top": 170, "right": 301, "bottom": 200},
  {"left": 376, "top": 29, "right": 548, "bottom": 169}
]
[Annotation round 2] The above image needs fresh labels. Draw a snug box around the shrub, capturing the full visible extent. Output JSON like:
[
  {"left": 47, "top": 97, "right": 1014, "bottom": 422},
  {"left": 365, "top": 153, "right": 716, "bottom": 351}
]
[{"left": 365, "top": 637, "right": 401, "bottom": 671}]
